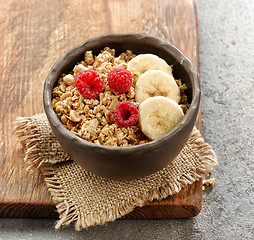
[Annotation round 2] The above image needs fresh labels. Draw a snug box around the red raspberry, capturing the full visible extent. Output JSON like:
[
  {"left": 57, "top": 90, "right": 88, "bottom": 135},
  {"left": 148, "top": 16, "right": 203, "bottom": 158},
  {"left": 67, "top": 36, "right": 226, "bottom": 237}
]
[
  {"left": 107, "top": 68, "right": 132, "bottom": 93},
  {"left": 114, "top": 101, "right": 138, "bottom": 127},
  {"left": 74, "top": 70, "right": 103, "bottom": 99}
]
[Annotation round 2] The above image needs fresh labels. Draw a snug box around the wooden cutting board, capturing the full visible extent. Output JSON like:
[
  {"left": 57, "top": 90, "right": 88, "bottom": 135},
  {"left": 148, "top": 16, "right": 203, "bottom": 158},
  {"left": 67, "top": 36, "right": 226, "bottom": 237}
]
[{"left": 0, "top": 0, "right": 201, "bottom": 218}]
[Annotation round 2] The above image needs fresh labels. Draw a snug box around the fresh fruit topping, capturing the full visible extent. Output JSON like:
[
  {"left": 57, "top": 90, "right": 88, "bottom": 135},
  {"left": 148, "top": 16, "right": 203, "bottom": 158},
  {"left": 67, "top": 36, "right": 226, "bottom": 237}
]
[
  {"left": 74, "top": 70, "right": 104, "bottom": 99},
  {"left": 138, "top": 96, "right": 184, "bottom": 140},
  {"left": 127, "top": 54, "right": 172, "bottom": 76},
  {"left": 107, "top": 68, "right": 132, "bottom": 93},
  {"left": 113, "top": 101, "right": 139, "bottom": 127},
  {"left": 135, "top": 70, "right": 180, "bottom": 104}
]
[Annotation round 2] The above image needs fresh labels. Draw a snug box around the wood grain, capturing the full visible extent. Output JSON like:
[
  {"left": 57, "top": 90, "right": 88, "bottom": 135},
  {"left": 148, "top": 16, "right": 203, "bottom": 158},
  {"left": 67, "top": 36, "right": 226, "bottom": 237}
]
[{"left": 0, "top": 0, "right": 201, "bottom": 218}]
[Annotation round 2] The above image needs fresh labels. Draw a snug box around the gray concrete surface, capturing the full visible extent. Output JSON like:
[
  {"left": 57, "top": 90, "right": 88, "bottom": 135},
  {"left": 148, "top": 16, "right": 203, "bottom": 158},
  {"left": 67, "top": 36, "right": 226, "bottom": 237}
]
[{"left": 1, "top": 0, "right": 254, "bottom": 239}]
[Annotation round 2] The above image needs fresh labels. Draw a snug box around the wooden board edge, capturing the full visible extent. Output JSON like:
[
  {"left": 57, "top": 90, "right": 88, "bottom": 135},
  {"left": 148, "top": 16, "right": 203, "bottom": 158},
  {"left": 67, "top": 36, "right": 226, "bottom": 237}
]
[
  {"left": 0, "top": 179, "right": 202, "bottom": 218},
  {"left": 126, "top": 179, "right": 202, "bottom": 218},
  {"left": 0, "top": 202, "right": 57, "bottom": 218}
]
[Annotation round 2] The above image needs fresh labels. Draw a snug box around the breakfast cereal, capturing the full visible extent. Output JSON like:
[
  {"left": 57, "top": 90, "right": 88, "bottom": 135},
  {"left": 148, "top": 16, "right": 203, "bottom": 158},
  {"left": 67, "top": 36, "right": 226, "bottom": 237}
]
[{"left": 52, "top": 47, "right": 189, "bottom": 146}]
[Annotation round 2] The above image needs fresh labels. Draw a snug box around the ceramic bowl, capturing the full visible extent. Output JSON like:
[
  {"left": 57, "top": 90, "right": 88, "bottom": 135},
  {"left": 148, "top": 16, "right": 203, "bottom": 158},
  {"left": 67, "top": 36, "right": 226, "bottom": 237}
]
[{"left": 43, "top": 33, "right": 200, "bottom": 180}]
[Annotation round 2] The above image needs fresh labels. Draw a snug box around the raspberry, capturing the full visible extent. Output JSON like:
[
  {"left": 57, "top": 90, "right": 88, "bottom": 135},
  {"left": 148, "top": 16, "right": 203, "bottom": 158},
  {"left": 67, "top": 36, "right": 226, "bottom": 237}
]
[
  {"left": 107, "top": 68, "right": 132, "bottom": 93},
  {"left": 74, "top": 70, "right": 103, "bottom": 99},
  {"left": 114, "top": 101, "right": 138, "bottom": 127}
]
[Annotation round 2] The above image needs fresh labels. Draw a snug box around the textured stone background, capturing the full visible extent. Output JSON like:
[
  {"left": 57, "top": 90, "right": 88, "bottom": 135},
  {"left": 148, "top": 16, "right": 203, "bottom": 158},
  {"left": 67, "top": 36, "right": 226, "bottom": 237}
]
[{"left": 0, "top": 0, "right": 253, "bottom": 239}]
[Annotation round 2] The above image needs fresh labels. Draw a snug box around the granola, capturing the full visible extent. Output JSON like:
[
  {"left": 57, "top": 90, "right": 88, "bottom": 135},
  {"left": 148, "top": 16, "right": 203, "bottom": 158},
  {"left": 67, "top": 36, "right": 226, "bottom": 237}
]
[{"left": 52, "top": 47, "right": 189, "bottom": 146}]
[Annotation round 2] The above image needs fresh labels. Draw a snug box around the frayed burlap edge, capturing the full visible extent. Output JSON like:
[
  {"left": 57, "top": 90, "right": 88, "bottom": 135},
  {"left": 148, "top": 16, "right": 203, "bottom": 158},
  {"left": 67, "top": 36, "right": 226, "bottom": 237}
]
[
  {"left": 15, "top": 116, "right": 46, "bottom": 170},
  {"left": 15, "top": 116, "right": 70, "bottom": 170},
  {"left": 40, "top": 128, "right": 217, "bottom": 231}
]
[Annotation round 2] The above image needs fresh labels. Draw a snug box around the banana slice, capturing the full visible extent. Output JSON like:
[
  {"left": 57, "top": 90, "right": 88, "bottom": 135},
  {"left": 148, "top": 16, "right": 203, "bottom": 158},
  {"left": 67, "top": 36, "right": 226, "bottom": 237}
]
[
  {"left": 135, "top": 70, "right": 180, "bottom": 104},
  {"left": 127, "top": 54, "right": 172, "bottom": 76},
  {"left": 139, "top": 96, "right": 184, "bottom": 140}
]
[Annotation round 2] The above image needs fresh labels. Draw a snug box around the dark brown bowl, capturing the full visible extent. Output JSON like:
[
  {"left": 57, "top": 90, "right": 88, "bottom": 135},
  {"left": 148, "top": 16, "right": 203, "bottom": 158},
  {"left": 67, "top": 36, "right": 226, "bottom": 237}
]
[{"left": 43, "top": 33, "right": 200, "bottom": 180}]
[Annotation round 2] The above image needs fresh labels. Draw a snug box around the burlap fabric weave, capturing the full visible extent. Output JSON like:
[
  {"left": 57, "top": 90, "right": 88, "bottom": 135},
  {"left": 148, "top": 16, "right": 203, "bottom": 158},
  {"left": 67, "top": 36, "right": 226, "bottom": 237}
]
[{"left": 15, "top": 113, "right": 218, "bottom": 231}]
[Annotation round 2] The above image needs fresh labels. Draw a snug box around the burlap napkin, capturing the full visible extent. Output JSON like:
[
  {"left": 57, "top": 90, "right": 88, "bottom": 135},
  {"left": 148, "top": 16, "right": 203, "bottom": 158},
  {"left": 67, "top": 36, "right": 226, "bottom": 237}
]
[{"left": 15, "top": 113, "right": 218, "bottom": 231}]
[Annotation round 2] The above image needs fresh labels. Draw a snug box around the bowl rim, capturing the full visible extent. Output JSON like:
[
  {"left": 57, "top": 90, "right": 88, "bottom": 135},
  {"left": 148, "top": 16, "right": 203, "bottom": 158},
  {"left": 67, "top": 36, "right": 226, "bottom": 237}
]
[{"left": 43, "top": 33, "right": 200, "bottom": 153}]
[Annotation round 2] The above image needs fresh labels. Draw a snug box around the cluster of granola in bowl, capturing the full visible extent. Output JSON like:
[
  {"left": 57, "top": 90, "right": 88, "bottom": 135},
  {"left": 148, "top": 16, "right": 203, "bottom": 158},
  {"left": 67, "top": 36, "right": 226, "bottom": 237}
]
[
  {"left": 51, "top": 47, "right": 190, "bottom": 147},
  {"left": 43, "top": 34, "right": 200, "bottom": 180}
]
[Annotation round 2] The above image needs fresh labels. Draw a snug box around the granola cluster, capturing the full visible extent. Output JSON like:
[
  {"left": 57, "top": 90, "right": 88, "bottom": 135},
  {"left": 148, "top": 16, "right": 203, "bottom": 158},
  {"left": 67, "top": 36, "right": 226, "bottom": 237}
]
[{"left": 52, "top": 47, "right": 189, "bottom": 147}]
